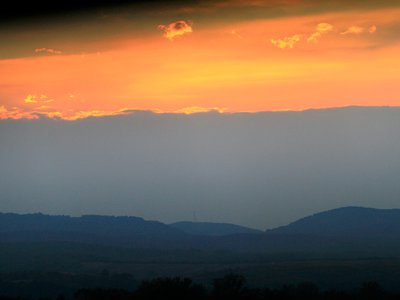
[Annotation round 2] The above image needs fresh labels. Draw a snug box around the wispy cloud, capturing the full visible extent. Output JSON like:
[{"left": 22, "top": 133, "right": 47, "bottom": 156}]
[
  {"left": 271, "top": 23, "right": 334, "bottom": 49},
  {"left": 24, "top": 94, "right": 54, "bottom": 104},
  {"left": 271, "top": 34, "right": 302, "bottom": 49},
  {"left": 35, "top": 48, "right": 62, "bottom": 55},
  {"left": 0, "top": 105, "right": 229, "bottom": 120},
  {"left": 307, "top": 23, "right": 334, "bottom": 43},
  {"left": 0, "top": 105, "right": 132, "bottom": 120},
  {"left": 158, "top": 20, "right": 193, "bottom": 40},
  {"left": 340, "top": 25, "right": 377, "bottom": 35}
]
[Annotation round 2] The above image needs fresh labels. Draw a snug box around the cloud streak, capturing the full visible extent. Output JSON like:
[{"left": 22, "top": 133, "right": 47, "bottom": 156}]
[
  {"left": 0, "top": 105, "right": 229, "bottom": 120},
  {"left": 271, "top": 22, "right": 378, "bottom": 50},
  {"left": 174, "top": 106, "right": 226, "bottom": 114},
  {"left": 0, "top": 105, "right": 132, "bottom": 120},
  {"left": 35, "top": 48, "right": 62, "bottom": 55},
  {"left": 341, "top": 25, "right": 377, "bottom": 35},
  {"left": 158, "top": 20, "right": 193, "bottom": 40},
  {"left": 271, "top": 23, "right": 334, "bottom": 49}
]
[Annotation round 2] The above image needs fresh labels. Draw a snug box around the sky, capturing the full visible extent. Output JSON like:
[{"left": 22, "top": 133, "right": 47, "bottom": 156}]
[
  {"left": 0, "top": 0, "right": 399, "bottom": 119},
  {"left": 1, "top": 1, "right": 400, "bottom": 228}
]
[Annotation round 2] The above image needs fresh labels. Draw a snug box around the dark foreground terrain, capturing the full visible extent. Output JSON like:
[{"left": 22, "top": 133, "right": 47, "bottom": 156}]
[
  {"left": 2, "top": 207, "right": 400, "bottom": 298},
  {"left": 0, "top": 274, "right": 397, "bottom": 300}
]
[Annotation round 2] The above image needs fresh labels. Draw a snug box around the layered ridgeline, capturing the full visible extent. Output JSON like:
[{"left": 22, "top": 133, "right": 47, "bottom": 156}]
[
  {"left": 170, "top": 221, "right": 263, "bottom": 236},
  {"left": 2, "top": 207, "right": 400, "bottom": 254}
]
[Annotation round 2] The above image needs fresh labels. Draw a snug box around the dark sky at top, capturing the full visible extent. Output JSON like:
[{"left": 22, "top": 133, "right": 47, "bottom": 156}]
[{"left": 0, "top": 0, "right": 194, "bottom": 24}]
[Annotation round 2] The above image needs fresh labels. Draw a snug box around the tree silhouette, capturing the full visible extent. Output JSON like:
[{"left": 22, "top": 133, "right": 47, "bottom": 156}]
[
  {"left": 135, "top": 277, "right": 206, "bottom": 300},
  {"left": 360, "top": 281, "right": 384, "bottom": 300},
  {"left": 74, "top": 288, "right": 131, "bottom": 300},
  {"left": 212, "top": 273, "right": 246, "bottom": 299},
  {"left": 296, "top": 282, "right": 320, "bottom": 299}
]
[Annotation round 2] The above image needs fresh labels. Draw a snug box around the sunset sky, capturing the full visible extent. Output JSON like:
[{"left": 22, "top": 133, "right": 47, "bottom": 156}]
[{"left": 1, "top": 0, "right": 399, "bottom": 120}]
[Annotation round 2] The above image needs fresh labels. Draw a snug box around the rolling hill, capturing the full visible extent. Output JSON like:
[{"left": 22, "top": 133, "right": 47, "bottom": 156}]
[{"left": 2, "top": 207, "right": 400, "bottom": 255}]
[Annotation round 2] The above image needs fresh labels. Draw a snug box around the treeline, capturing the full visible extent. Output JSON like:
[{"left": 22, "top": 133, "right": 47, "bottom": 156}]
[{"left": 0, "top": 274, "right": 396, "bottom": 300}]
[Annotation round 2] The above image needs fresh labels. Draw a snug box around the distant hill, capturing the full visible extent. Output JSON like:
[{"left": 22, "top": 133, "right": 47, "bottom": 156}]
[
  {"left": 195, "top": 207, "right": 400, "bottom": 256},
  {"left": 170, "top": 221, "right": 262, "bottom": 236},
  {"left": 2, "top": 207, "right": 400, "bottom": 256},
  {"left": 0, "top": 212, "right": 188, "bottom": 248},
  {"left": 266, "top": 206, "right": 400, "bottom": 237}
]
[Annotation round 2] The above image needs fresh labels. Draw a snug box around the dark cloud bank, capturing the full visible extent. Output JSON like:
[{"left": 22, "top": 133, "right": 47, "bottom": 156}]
[{"left": 1, "top": 107, "right": 400, "bottom": 229}]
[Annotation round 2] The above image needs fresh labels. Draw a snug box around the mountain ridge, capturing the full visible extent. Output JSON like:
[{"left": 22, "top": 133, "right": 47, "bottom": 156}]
[
  {"left": 267, "top": 206, "right": 400, "bottom": 237},
  {"left": 2, "top": 206, "right": 400, "bottom": 255}
]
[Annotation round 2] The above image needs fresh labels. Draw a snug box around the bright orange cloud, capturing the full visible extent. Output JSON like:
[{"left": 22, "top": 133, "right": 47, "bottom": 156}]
[
  {"left": 158, "top": 20, "right": 193, "bottom": 40},
  {"left": 307, "top": 23, "right": 334, "bottom": 43},
  {"left": 271, "top": 34, "right": 302, "bottom": 49},
  {"left": 24, "top": 94, "right": 54, "bottom": 104}
]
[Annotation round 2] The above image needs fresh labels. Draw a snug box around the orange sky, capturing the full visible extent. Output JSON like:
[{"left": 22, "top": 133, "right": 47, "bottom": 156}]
[{"left": 0, "top": 1, "right": 399, "bottom": 119}]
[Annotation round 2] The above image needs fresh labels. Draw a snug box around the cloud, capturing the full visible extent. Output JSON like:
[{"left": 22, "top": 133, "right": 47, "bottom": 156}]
[
  {"left": 174, "top": 106, "right": 226, "bottom": 114},
  {"left": 158, "top": 20, "right": 193, "bottom": 40},
  {"left": 35, "top": 48, "right": 62, "bottom": 55},
  {"left": 24, "top": 94, "right": 54, "bottom": 104},
  {"left": 316, "top": 23, "right": 334, "bottom": 33},
  {"left": 0, "top": 104, "right": 135, "bottom": 121},
  {"left": 340, "top": 25, "right": 377, "bottom": 35},
  {"left": 271, "top": 23, "right": 334, "bottom": 49},
  {"left": 65, "top": 110, "right": 130, "bottom": 120},
  {"left": 307, "top": 23, "right": 334, "bottom": 43},
  {"left": 0, "top": 105, "right": 229, "bottom": 120},
  {"left": 0, "top": 106, "right": 38, "bottom": 120},
  {"left": 271, "top": 34, "right": 302, "bottom": 49},
  {"left": 270, "top": 22, "right": 378, "bottom": 50}
]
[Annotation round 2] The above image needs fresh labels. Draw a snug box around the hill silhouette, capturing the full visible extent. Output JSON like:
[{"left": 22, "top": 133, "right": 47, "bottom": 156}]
[
  {"left": 2, "top": 207, "right": 400, "bottom": 255},
  {"left": 170, "top": 221, "right": 262, "bottom": 236},
  {"left": 267, "top": 206, "right": 400, "bottom": 237},
  {"left": 0, "top": 212, "right": 188, "bottom": 247}
]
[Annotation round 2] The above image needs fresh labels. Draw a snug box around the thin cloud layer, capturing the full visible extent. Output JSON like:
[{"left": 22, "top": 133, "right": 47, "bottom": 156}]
[
  {"left": 174, "top": 106, "right": 226, "bottom": 114},
  {"left": 0, "top": 105, "right": 227, "bottom": 120},
  {"left": 341, "top": 25, "right": 377, "bottom": 35},
  {"left": 35, "top": 48, "right": 62, "bottom": 55},
  {"left": 158, "top": 20, "right": 193, "bottom": 40},
  {"left": 271, "top": 22, "right": 379, "bottom": 49},
  {"left": 0, "top": 105, "right": 130, "bottom": 120}
]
